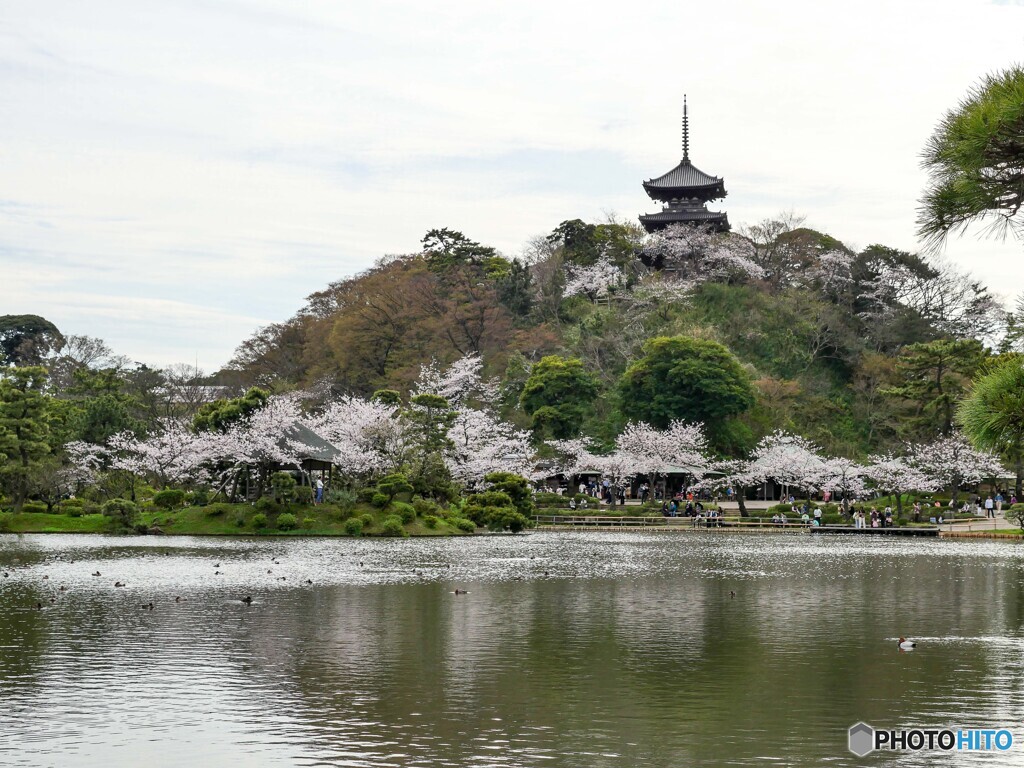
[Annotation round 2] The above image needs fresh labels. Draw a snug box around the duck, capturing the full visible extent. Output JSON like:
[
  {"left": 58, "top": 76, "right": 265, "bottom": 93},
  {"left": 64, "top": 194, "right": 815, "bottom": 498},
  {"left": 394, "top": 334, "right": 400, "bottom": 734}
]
[
  {"left": 241, "top": 596, "right": 253, "bottom": 605},
  {"left": 898, "top": 637, "right": 916, "bottom": 649},
  {"left": 92, "top": 571, "right": 101, "bottom": 577},
  {"left": 452, "top": 589, "right": 469, "bottom": 595},
  {"left": 114, "top": 581, "right": 125, "bottom": 588},
  {"left": 142, "top": 602, "right": 153, "bottom": 610},
  {"left": 213, "top": 563, "right": 220, "bottom": 568},
  {"left": 305, "top": 579, "right": 313, "bottom": 584},
  {"left": 730, "top": 590, "right": 736, "bottom": 599},
  {"left": 174, "top": 596, "right": 182, "bottom": 603},
  {"left": 34, "top": 602, "right": 42, "bottom": 610}
]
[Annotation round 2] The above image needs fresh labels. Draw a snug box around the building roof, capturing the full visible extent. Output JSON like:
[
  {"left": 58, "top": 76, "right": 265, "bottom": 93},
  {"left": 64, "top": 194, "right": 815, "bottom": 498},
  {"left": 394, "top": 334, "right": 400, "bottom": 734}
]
[
  {"left": 281, "top": 423, "right": 342, "bottom": 465},
  {"left": 644, "top": 158, "right": 724, "bottom": 191}
]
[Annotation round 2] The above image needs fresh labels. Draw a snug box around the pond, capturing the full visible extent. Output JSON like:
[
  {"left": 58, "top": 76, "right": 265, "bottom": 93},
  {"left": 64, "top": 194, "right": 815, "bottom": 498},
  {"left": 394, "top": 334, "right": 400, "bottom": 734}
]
[{"left": 2, "top": 531, "right": 1024, "bottom": 767}]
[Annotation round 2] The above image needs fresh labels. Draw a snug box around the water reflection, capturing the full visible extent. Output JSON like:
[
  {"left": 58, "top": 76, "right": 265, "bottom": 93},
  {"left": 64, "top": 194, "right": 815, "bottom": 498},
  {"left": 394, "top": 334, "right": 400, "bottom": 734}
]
[{"left": 2, "top": 533, "right": 1024, "bottom": 766}]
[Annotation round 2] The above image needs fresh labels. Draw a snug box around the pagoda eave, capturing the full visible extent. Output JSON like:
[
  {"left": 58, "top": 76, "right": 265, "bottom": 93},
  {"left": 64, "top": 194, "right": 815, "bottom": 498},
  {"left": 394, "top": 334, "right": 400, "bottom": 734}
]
[
  {"left": 639, "top": 210, "right": 730, "bottom": 234},
  {"left": 643, "top": 182, "right": 727, "bottom": 203}
]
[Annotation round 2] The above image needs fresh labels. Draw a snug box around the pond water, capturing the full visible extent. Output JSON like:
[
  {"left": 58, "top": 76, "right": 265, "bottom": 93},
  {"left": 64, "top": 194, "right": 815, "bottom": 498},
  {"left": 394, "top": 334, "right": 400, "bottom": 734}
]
[{"left": 2, "top": 531, "right": 1024, "bottom": 767}]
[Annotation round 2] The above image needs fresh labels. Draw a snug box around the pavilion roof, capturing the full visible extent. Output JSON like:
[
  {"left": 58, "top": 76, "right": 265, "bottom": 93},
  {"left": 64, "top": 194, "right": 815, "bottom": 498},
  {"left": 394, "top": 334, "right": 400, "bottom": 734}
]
[
  {"left": 281, "top": 423, "right": 342, "bottom": 464},
  {"left": 643, "top": 159, "right": 724, "bottom": 192}
]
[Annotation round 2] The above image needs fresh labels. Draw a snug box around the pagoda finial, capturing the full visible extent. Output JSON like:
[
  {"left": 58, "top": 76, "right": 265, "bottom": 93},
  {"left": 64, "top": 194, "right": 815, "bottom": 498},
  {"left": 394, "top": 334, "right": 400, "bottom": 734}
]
[{"left": 682, "top": 95, "right": 689, "bottom": 161}]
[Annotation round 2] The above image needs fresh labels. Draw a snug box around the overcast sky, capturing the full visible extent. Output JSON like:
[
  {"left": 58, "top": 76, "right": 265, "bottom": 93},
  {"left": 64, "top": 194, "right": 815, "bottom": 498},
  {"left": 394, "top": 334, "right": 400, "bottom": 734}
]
[{"left": 2, "top": 0, "right": 1023, "bottom": 371}]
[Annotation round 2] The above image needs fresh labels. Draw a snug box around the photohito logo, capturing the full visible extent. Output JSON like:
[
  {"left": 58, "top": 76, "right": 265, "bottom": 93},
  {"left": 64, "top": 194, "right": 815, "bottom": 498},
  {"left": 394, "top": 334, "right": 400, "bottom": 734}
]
[{"left": 848, "top": 723, "right": 1013, "bottom": 756}]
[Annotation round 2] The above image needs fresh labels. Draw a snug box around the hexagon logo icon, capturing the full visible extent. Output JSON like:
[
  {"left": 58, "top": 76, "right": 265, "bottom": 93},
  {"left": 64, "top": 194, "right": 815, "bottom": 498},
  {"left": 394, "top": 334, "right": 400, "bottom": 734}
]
[{"left": 848, "top": 722, "right": 875, "bottom": 757}]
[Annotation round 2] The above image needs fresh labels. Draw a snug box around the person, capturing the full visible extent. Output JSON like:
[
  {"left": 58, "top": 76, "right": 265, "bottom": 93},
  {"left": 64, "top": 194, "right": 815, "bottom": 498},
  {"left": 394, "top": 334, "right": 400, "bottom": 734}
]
[
  {"left": 912, "top": 501, "right": 922, "bottom": 523},
  {"left": 315, "top": 477, "right": 324, "bottom": 505},
  {"left": 639, "top": 483, "right": 649, "bottom": 504},
  {"left": 618, "top": 487, "right": 626, "bottom": 506},
  {"left": 568, "top": 498, "right": 577, "bottom": 511},
  {"left": 802, "top": 510, "right": 811, "bottom": 525},
  {"left": 884, "top": 508, "right": 893, "bottom": 527},
  {"left": 580, "top": 498, "right": 588, "bottom": 510},
  {"left": 578, "top": 482, "right": 586, "bottom": 495},
  {"left": 727, "top": 486, "right": 734, "bottom": 501},
  {"left": 996, "top": 491, "right": 1005, "bottom": 512},
  {"left": 813, "top": 507, "right": 822, "bottom": 526},
  {"left": 985, "top": 494, "right": 995, "bottom": 519}
]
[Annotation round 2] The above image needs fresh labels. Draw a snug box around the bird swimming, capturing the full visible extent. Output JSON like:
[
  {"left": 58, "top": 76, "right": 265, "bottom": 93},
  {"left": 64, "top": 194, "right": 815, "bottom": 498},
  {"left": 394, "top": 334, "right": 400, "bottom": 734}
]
[
  {"left": 114, "top": 581, "right": 124, "bottom": 587},
  {"left": 898, "top": 637, "right": 916, "bottom": 649},
  {"left": 241, "top": 596, "right": 252, "bottom": 604}
]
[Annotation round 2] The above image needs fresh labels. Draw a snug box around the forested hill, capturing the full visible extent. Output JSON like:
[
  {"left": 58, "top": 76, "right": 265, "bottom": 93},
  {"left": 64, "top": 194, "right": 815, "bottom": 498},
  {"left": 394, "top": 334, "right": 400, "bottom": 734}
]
[{"left": 220, "top": 216, "right": 1012, "bottom": 458}]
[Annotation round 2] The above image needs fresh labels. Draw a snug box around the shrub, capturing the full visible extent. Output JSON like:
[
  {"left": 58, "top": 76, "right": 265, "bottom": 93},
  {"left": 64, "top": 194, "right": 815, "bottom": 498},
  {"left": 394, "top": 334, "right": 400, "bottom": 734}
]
[
  {"left": 153, "top": 489, "right": 186, "bottom": 510},
  {"left": 254, "top": 497, "right": 279, "bottom": 514},
  {"left": 0, "top": 512, "right": 12, "bottom": 533},
  {"left": 302, "top": 517, "right": 317, "bottom": 528},
  {"left": 205, "top": 502, "right": 231, "bottom": 517},
  {"left": 277, "top": 513, "right": 297, "bottom": 531},
  {"left": 101, "top": 499, "right": 140, "bottom": 528},
  {"left": 82, "top": 501, "right": 101, "bottom": 516},
  {"left": 360, "top": 513, "right": 374, "bottom": 529},
  {"left": 380, "top": 515, "right": 407, "bottom": 537},
  {"left": 371, "top": 492, "right": 389, "bottom": 508},
  {"left": 357, "top": 486, "right": 377, "bottom": 503},
  {"left": 294, "top": 486, "right": 314, "bottom": 505},
  {"left": 452, "top": 517, "right": 476, "bottom": 533},
  {"left": 62, "top": 497, "right": 84, "bottom": 509},
  {"left": 190, "top": 488, "right": 210, "bottom": 507},
  {"left": 234, "top": 512, "right": 247, "bottom": 527},
  {"left": 377, "top": 472, "right": 414, "bottom": 500},
  {"left": 66, "top": 504, "right": 84, "bottom": 518},
  {"left": 423, "top": 514, "right": 439, "bottom": 529},
  {"left": 22, "top": 502, "right": 48, "bottom": 514},
  {"left": 392, "top": 501, "right": 416, "bottom": 524},
  {"left": 485, "top": 508, "right": 532, "bottom": 533},
  {"left": 344, "top": 518, "right": 363, "bottom": 536},
  {"left": 270, "top": 472, "right": 297, "bottom": 504},
  {"left": 251, "top": 512, "right": 268, "bottom": 529},
  {"left": 328, "top": 488, "right": 358, "bottom": 511},
  {"left": 412, "top": 497, "right": 440, "bottom": 517}
]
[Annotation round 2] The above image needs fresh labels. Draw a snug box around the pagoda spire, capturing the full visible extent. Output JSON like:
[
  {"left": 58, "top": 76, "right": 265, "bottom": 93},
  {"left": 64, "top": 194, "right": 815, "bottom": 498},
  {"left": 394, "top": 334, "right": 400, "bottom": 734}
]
[{"left": 682, "top": 95, "right": 689, "bottom": 161}]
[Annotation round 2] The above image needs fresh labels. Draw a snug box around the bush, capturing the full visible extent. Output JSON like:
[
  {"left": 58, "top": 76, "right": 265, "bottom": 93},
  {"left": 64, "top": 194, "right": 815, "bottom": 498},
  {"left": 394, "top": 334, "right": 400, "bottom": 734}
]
[
  {"left": 66, "top": 504, "right": 84, "bottom": 518},
  {"left": 234, "top": 512, "right": 247, "bottom": 527},
  {"left": 254, "top": 497, "right": 280, "bottom": 514},
  {"left": 380, "top": 515, "right": 407, "bottom": 537},
  {"left": 22, "top": 501, "right": 48, "bottom": 514},
  {"left": 423, "top": 514, "right": 439, "bottom": 529},
  {"left": 251, "top": 512, "right": 268, "bottom": 529},
  {"left": 370, "top": 492, "right": 389, "bottom": 508},
  {"left": 153, "top": 489, "right": 186, "bottom": 510},
  {"left": 302, "top": 517, "right": 317, "bottom": 528},
  {"left": 270, "top": 472, "right": 297, "bottom": 504},
  {"left": 360, "top": 513, "right": 374, "bottom": 529},
  {"left": 0, "top": 512, "right": 12, "bottom": 532},
  {"left": 189, "top": 488, "right": 210, "bottom": 507},
  {"left": 452, "top": 517, "right": 476, "bottom": 533},
  {"left": 82, "top": 501, "right": 101, "bottom": 516},
  {"left": 392, "top": 501, "right": 416, "bottom": 523},
  {"left": 328, "top": 488, "right": 358, "bottom": 511},
  {"left": 205, "top": 502, "right": 232, "bottom": 517},
  {"left": 412, "top": 497, "right": 440, "bottom": 517},
  {"left": 101, "top": 498, "right": 140, "bottom": 528},
  {"left": 357, "top": 486, "right": 377, "bottom": 503},
  {"left": 277, "top": 513, "right": 297, "bottom": 531},
  {"left": 485, "top": 508, "right": 532, "bottom": 533},
  {"left": 62, "top": 497, "right": 84, "bottom": 509},
  {"left": 294, "top": 486, "right": 314, "bottom": 505},
  {"left": 344, "top": 517, "right": 363, "bottom": 536}
]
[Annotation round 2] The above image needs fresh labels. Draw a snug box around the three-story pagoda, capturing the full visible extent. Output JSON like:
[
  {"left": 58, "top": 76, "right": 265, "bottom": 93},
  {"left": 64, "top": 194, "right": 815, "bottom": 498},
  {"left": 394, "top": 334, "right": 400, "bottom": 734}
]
[{"left": 639, "top": 98, "right": 729, "bottom": 233}]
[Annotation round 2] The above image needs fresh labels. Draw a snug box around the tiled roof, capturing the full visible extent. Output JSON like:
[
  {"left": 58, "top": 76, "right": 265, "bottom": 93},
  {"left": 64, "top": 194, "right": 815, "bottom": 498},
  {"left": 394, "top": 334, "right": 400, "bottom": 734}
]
[{"left": 644, "top": 159, "right": 723, "bottom": 190}]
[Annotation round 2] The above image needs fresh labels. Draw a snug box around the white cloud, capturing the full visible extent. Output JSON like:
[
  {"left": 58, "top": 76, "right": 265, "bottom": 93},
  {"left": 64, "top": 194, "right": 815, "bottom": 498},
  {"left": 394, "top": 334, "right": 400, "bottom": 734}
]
[{"left": 1, "top": 0, "right": 1022, "bottom": 369}]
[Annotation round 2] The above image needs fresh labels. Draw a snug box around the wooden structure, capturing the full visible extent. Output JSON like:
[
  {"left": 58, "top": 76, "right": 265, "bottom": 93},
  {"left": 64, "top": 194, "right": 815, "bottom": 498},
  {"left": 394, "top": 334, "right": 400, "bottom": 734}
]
[{"left": 640, "top": 96, "right": 730, "bottom": 233}]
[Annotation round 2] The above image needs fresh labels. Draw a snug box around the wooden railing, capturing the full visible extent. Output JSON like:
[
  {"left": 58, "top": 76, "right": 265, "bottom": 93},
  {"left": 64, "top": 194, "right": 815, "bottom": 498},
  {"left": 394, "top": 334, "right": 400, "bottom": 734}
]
[{"left": 532, "top": 515, "right": 813, "bottom": 529}]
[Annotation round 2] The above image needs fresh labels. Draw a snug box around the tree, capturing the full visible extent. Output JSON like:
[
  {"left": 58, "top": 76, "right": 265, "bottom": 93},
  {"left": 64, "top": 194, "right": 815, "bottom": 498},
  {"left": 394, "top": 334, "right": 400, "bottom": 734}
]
[
  {"left": 918, "top": 66, "right": 1024, "bottom": 250},
  {"left": 744, "top": 431, "right": 826, "bottom": 506},
  {"left": 882, "top": 339, "right": 987, "bottom": 437},
  {"left": 908, "top": 432, "right": 1004, "bottom": 504},
  {"left": 0, "top": 315, "right": 65, "bottom": 366},
  {"left": 957, "top": 357, "right": 1024, "bottom": 496},
  {"left": 618, "top": 336, "right": 754, "bottom": 451},
  {"left": 0, "top": 366, "right": 52, "bottom": 511},
  {"left": 615, "top": 420, "right": 711, "bottom": 497},
  {"left": 193, "top": 387, "right": 269, "bottom": 433},
  {"left": 520, "top": 356, "right": 599, "bottom": 439},
  {"left": 864, "top": 454, "right": 939, "bottom": 518}
]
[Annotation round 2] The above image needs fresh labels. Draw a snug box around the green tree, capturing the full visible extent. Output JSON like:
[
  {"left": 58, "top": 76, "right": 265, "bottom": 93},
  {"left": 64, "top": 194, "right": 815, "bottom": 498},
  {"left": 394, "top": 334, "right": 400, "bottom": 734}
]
[
  {"left": 0, "top": 367, "right": 52, "bottom": 512},
  {"left": 883, "top": 338, "right": 987, "bottom": 437},
  {"left": 193, "top": 387, "right": 269, "bottom": 432},
  {"left": 958, "top": 356, "right": 1024, "bottom": 496},
  {"left": 618, "top": 336, "right": 755, "bottom": 451},
  {"left": 520, "top": 356, "right": 600, "bottom": 439},
  {"left": 406, "top": 393, "right": 456, "bottom": 497},
  {"left": 918, "top": 66, "right": 1024, "bottom": 250},
  {"left": 0, "top": 315, "right": 65, "bottom": 366}
]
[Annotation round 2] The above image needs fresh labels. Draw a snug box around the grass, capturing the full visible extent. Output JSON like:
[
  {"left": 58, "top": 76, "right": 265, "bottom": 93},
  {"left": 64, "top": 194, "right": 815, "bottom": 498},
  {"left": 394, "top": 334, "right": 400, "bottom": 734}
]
[{"left": 1, "top": 502, "right": 474, "bottom": 537}]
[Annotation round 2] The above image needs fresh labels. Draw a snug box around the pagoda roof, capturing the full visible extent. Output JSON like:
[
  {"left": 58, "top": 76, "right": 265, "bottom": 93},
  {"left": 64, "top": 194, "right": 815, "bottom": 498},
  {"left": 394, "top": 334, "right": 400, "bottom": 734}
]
[
  {"left": 644, "top": 158, "right": 724, "bottom": 192},
  {"left": 639, "top": 209, "right": 729, "bottom": 224}
]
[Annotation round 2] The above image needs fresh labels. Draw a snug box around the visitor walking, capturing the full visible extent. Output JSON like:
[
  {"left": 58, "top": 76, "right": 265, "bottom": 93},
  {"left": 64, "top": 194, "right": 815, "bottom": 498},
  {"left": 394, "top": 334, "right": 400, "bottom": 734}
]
[
  {"left": 315, "top": 477, "right": 324, "bottom": 505},
  {"left": 985, "top": 495, "right": 995, "bottom": 519}
]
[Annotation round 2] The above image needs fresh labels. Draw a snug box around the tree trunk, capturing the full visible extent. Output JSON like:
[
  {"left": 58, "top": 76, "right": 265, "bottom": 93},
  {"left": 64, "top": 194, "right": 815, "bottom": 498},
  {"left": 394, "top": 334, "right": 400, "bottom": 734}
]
[
  {"left": 1015, "top": 456, "right": 1022, "bottom": 499},
  {"left": 737, "top": 485, "right": 748, "bottom": 517},
  {"left": 895, "top": 492, "right": 903, "bottom": 518}
]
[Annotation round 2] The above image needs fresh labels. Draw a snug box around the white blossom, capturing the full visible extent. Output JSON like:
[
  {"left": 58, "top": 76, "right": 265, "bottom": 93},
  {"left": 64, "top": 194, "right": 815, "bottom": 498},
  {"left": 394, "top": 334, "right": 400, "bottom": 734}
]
[{"left": 562, "top": 257, "right": 625, "bottom": 300}]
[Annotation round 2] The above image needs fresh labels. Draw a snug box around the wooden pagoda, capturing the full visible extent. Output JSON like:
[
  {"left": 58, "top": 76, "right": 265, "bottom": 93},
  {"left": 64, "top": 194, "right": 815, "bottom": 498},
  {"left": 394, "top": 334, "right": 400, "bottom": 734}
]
[{"left": 639, "top": 97, "right": 730, "bottom": 233}]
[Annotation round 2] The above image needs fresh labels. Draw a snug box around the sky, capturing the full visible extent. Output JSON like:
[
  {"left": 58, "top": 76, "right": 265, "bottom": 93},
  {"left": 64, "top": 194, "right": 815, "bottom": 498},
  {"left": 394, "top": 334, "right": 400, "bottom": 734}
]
[{"left": 2, "top": 0, "right": 1023, "bottom": 371}]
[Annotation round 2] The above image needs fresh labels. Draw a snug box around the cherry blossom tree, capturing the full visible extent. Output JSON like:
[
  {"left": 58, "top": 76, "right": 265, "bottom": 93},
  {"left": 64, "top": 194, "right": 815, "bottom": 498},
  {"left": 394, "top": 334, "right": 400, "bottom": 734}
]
[
  {"left": 817, "top": 457, "right": 868, "bottom": 513},
  {"left": 745, "top": 431, "right": 826, "bottom": 503},
  {"left": 615, "top": 420, "right": 712, "bottom": 496},
  {"left": 309, "top": 395, "right": 409, "bottom": 475},
  {"left": 642, "top": 224, "right": 764, "bottom": 283},
  {"left": 446, "top": 407, "right": 533, "bottom": 485},
  {"left": 864, "top": 454, "right": 940, "bottom": 518},
  {"left": 562, "top": 257, "right": 625, "bottom": 301},
  {"left": 414, "top": 353, "right": 498, "bottom": 408},
  {"left": 908, "top": 432, "right": 1004, "bottom": 504}
]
